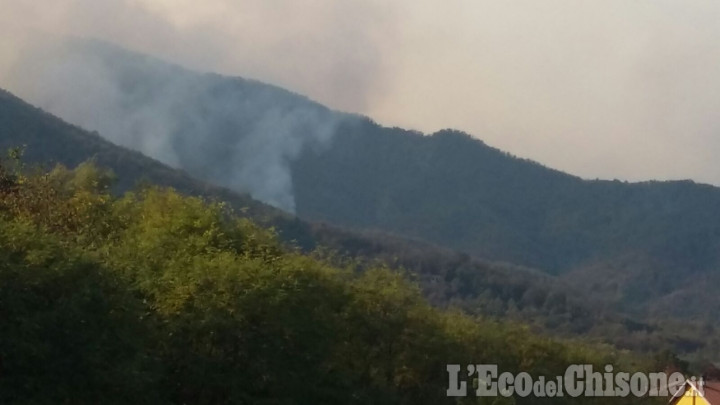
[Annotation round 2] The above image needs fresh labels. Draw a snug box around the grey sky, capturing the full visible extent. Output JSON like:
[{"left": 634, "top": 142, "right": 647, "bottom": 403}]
[{"left": 1, "top": 0, "right": 719, "bottom": 185}]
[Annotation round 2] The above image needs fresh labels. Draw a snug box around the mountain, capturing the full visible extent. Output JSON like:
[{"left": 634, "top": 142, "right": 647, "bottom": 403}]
[
  {"left": 6, "top": 85, "right": 719, "bottom": 363},
  {"left": 294, "top": 126, "right": 720, "bottom": 318},
  {"left": 0, "top": 89, "right": 565, "bottom": 316},
  {"left": 8, "top": 39, "right": 720, "bottom": 321}
]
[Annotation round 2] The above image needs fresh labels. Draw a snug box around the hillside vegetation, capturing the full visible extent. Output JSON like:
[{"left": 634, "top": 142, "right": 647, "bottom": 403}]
[{"left": 0, "top": 157, "right": 663, "bottom": 405}]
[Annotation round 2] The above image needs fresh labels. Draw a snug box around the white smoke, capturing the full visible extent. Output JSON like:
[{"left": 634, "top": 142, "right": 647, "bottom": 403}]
[
  {"left": 3, "top": 0, "right": 720, "bottom": 186},
  {"left": 6, "top": 39, "right": 341, "bottom": 212}
]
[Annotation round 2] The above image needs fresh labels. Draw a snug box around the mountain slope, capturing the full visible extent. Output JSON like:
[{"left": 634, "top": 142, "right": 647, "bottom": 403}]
[
  {"left": 6, "top": 86, "right": 717, "bottom": 361},
  {"left": 5, "top": 39, "right": 341, "bottom": 213},
  {"left": 297, "top": 125, "right": 720, "bottom": 274},
  {"left": 6, "top": 39, "right": 720, "bottom": 320},
  {"left": 294, "top": 126, "right": 720, "bottom": 316},
  {"left": 0, "top": 87, "right": 590, "bottom": 328}
]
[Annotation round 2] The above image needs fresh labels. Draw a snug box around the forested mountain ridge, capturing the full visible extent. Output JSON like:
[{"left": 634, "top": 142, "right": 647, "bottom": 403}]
[
  {"left": 295, "top": 125, "right": 720, "bottom": 317},
  {"left": 4, "top": 84, "right": 720, "bottom": 366},
  {"left": 6, "top": 85, "right": 720, "bottom": 364},
  {"left": 0, "top": 89, "right": 675, "bottom": 403},
  {"left": 0, "top": 88, "right": 615, "bottom": 336},
  {"left": 8, "top": 39, "right": 720, "bottom": 321},
  {"left": 300, "top": 121, "right": 718, "bottom": 277}
]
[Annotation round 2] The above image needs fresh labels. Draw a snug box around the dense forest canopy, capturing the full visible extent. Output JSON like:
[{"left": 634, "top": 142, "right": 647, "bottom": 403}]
[{"left": 0, "top": 157, "right": 668, "bottom": 404}]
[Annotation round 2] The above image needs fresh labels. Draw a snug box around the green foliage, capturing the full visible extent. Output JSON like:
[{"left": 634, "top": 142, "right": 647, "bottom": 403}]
[
  {"left": 0, "top": 161, "right": 662, "bottom": 404},
  {"left": 0, "top": 217, "right": 158, "bottom": 404}
]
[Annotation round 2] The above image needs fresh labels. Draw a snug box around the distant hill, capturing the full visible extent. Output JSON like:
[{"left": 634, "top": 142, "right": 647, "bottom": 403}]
[
  {"left": 295, "top": 125, "right": 720, "bottom": 318},
  {"left": 7, "top": 39, "right": 720, "bottom": 321}
]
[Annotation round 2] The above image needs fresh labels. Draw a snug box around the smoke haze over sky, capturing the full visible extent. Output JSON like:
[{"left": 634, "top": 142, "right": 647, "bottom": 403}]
[{"left": 1, "top": 0, "right": 720, "bottom": 185}]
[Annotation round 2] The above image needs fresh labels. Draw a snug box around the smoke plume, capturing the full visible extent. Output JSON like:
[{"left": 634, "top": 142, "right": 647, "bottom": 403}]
[
  {"left": 6, "top": 39, "right": 341, "bottom": 212},
  {"left": 2, "top": 0, "right": 720, "bottom": 186}
]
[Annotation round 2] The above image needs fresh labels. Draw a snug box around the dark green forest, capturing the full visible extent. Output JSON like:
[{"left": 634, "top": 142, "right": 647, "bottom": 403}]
[
  {"left": 294, "top": 125, "right": 720, "bottom": 318},
  {"left": 0, "top": 156, "right": 666, "bottom": 404}
]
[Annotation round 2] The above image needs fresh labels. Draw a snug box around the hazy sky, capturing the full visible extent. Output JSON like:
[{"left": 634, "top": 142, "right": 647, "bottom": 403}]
[{"left": 2, "top": 0, "right": 720, "bottom": 184}]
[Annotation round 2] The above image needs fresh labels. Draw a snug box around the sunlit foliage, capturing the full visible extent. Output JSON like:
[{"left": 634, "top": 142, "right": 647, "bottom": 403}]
[{"left": 0, "top": 159, "right": 661, "bottom": 404}]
